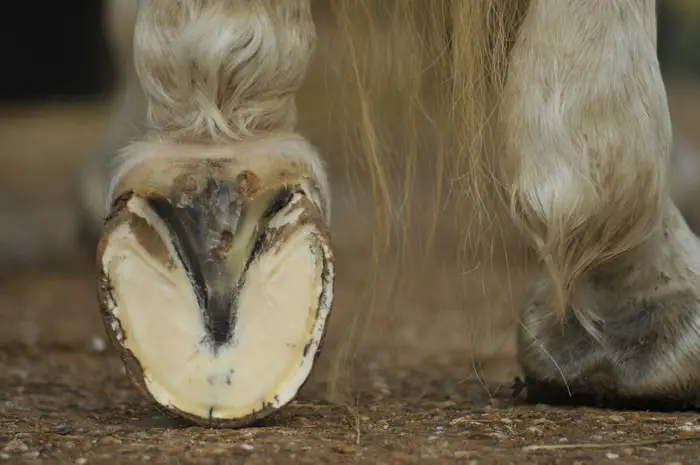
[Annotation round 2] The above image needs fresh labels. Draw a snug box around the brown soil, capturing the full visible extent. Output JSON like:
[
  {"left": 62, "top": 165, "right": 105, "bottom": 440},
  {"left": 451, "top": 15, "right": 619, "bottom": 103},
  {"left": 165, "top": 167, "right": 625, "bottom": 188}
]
[{"left": 2, "top": 78, "right": 700, "bottom": 464}]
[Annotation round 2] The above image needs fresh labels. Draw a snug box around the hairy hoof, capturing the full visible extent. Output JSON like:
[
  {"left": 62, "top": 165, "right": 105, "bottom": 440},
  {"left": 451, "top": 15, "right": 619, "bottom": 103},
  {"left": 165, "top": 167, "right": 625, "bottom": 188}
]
[
  {"left": 517, "top": 208, "right": 700, "bottom": 411},
  {"left": 96, "top": 139, "right": 334, "bottom": 427}
]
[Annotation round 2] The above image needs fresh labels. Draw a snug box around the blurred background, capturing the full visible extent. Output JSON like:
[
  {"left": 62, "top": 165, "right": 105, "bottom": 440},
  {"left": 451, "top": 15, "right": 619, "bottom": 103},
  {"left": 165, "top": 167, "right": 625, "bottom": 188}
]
[{"left": 0, "top": 1, "right": 699, "bottom": 386}]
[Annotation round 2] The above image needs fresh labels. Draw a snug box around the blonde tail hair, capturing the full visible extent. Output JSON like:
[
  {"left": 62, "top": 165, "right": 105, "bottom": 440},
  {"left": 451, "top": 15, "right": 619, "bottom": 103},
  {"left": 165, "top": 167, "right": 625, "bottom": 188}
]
[{"left": 321, "top": 0, "right": 530, "bottom": 398}]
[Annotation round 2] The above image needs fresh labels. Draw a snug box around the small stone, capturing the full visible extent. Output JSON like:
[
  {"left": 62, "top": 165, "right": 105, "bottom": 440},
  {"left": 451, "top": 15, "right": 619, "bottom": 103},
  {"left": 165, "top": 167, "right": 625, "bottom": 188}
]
[
  {"left": 608, "top": 415, "right": 625, "bottom": 422},
  {"left": 558, "top": 437, "right": 569, "bottom": 443},
  {"left": 454, "top": 451, "right": 471, "bottom": 458},
  {"left": 23, "top": 451, "right": 40, "bottom": 459},
  {"left": 0, "top": 453, "right": 10, "bottom": 460},
  {"left": 678, "top": 422, "right": 700, "bottom": 432},
  {"left": 623, "top": 448, "right": 634, "bottom": 456},
  {"left": 240, "top": 444, "right": 255, "bottom": 451},
  {"left": 54, "top": 424, "right": 73, "bottom": 435},
  {"left": 3, "top": 439, "right": 28, "bottom": 452},
  {"left": 332, "top": 445, "right": 355, "bottom": 454},
  {"left": 605, "top": 452, "right": 620, "bottom": 460},
  {"left": 91, "top": 335, "right": 107, "bottom": 353},
  {"left": 75, "top": 459, "right": 87, "bottom": 465},
  {"left": 590, "top": 435, "right": 604, "bottom": 441}
]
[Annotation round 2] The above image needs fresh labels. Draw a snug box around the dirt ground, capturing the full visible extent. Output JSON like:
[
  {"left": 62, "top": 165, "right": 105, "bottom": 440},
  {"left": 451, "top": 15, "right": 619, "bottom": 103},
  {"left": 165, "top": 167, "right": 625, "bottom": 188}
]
[{"left": 2, "top": 77, "right": 700, "bottom": 464}]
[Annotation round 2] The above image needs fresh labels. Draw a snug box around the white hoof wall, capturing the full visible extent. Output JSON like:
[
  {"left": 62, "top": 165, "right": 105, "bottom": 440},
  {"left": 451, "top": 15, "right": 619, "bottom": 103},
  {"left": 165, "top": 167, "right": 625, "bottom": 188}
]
[{"left": 97, "top": 185, "right": 333, "bottom": 427}]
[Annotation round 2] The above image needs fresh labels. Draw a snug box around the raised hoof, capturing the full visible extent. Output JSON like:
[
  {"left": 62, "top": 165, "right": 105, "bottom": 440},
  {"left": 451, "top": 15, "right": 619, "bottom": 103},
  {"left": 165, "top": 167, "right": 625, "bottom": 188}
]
[{"left": 96, "top": 143, "right": 333, "bottom": 427}]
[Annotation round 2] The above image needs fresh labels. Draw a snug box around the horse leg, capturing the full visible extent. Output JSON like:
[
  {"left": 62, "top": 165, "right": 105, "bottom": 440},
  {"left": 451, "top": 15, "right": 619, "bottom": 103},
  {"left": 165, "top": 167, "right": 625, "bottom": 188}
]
[
  {"left": 503, "top": 0, "right": 700, "bottom": 405},
  {"left": 95, "top": 0, "right": 334, "bottom": 426}
]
